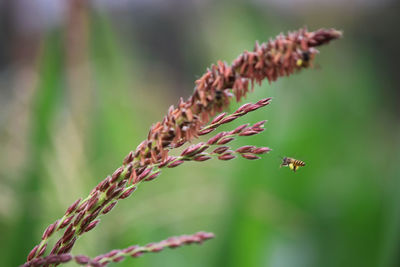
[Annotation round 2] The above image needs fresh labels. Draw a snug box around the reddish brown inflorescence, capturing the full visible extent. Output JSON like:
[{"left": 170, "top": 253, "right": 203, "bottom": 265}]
[
  {"left": 21, "top": 232, "right": 214, "bottom": 267},
  {"left": 130, "top": 28, "right": 341, "bottom": 168},
  {"left": 23, "top": 28, "right": 341, "bottom": 266}
]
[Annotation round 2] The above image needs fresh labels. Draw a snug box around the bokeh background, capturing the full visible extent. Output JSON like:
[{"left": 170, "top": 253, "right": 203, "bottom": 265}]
[{"left": 1, "top": 0, "right": 399, "bottom": 266}]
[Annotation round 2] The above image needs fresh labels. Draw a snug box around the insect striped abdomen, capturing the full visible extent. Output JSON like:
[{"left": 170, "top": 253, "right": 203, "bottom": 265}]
[{"left": 293, "top": 160, "right": 305, "bottom": 167}]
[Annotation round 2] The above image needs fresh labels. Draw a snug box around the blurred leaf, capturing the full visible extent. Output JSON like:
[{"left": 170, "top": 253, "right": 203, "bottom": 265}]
[{"left": 7, "top": 30, "right": 64, "bottom": 266}]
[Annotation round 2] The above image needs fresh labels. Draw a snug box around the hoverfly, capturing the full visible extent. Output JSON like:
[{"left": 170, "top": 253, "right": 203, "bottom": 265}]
[
  {"left": 296, "top": 51, "right": 311, "bottom": 67},
  {"left": 215, "top": 89, "right": 223, "bottom": 101},
  {"left": 280, "top": 157, "right": 306, "bottom": 172}
]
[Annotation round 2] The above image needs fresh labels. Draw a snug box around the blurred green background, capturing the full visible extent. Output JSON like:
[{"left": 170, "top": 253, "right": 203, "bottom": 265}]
[{"left": 1, "top": 0, "right": 399, "bottom": 266}]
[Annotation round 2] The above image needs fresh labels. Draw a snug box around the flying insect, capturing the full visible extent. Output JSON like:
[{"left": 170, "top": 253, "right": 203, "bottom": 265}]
[{"left": 280, "top": 157, "right": 306, "bottom": 172}]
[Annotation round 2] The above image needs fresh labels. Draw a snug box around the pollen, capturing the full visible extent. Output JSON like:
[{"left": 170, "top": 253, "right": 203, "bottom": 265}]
[{"left": 296, "top": 59, "right": 303, "bottom": 67}]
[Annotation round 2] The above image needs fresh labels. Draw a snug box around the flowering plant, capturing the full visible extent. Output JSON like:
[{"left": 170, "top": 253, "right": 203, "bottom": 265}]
[{"left": 22, "top": 28, "right": 341, "bottom": 267}]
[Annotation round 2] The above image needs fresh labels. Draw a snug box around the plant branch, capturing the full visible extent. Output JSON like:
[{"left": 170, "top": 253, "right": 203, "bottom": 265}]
[{"left": 23, "top": 28, "right": 341, "bottom": 266}]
